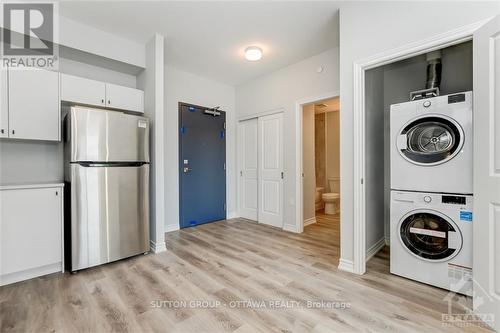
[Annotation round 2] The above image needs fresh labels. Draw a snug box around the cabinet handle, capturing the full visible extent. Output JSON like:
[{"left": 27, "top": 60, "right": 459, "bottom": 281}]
[
  {"left": 55, "top": 191, "right": 58, "bottom": 196},
  {"left": 0, "top": 129, "right": 3, "bottom": 134},
  {"left": 108, "top": 100, "right": 111, "bottom": 105},
  {"left": 101, "top": 99, "right": 104, "bottom": 104},
  {"left": 12, "top": 130, "right": 15, "bottom": 135}
]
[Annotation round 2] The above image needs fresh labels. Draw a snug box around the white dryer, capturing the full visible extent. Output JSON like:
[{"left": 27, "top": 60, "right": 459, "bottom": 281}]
[
  {"left": 390, "top": 91, "right": 472, "bottom": 194},
  {"left": 390, "top": 190, "right": 473, "bottom": 296}
]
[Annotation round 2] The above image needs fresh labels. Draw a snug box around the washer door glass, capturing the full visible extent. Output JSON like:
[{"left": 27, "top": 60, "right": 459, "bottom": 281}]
[
  {"left": 400, "top": 212, "right": 460, "bottom": 260},
  {"left": 398, "top": 116, "right": 463, "bottom": 165}
]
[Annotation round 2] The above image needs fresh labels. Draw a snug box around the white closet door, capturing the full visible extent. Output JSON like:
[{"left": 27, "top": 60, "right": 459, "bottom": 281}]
[
  {"left": 472, "top": 15, "right": 500, "bottom": 332},
  {"left": 238, "top": 119, "right": 258, "bottom": 220},
  {"left": 258, "top": 113, "right": 283, "bottom": 227}
]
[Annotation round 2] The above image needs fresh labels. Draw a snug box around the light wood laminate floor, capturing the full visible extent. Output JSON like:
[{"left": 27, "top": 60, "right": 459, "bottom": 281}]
[{"left": 0, "top": 213, "right": 489, "bottom": 332}]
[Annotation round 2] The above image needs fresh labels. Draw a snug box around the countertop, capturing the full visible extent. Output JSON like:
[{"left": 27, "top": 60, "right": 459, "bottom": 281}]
[{"left": 0, "top": 182, "right": 65, "bottom": 190}]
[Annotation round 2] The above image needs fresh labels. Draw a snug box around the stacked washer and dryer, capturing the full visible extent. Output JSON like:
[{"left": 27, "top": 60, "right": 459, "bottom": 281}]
[{"left": 390, "top": 91, "right": 473, "bottom": 296}]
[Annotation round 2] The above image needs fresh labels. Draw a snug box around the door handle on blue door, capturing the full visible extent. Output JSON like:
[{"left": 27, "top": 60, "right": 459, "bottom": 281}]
[{"left": 183, "top": 167, "right": 192, "bottom": 173}]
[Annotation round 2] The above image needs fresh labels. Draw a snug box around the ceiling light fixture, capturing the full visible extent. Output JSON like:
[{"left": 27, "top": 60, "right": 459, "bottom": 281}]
[{"left": 245, "top": 46, "right": 263, "bottom": 61}]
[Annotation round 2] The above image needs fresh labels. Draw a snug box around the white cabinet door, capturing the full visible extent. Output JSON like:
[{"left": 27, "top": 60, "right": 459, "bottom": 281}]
[
  {"left": 472, "top": 15, "right": 500, "bottom": 332},
  {"left": 258, "top": 113, "right": 283, "bottom": 228},
  {"left": 238, "top": 118, "right": 258, "bottom": 220},
  {"left": 8, "top": 69, "right": 60, "bottom": 141},
  {"left": 0, "top": 70, "right": 8, "bottom": 138},
  {"left": 105, "top": 83, "right": 144, "bottom": 113},
  {"left": 0, "top": 187, "right": 62, "bottom": 281},
  {"left": 60, "top": 73, "right": 106, "bottom": 107}
]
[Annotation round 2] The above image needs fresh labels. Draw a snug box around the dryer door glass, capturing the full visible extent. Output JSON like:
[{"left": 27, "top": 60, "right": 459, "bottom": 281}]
[
  {"left": 398, "top": 116, "right": 463, "bottom": 165},
  {"left": 400, "top": 212, "right": 460, "bottom": 260}
]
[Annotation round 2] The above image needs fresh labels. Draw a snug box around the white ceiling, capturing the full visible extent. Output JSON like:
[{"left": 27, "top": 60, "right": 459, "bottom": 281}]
[{"left": 60, "top": 1, "right": 340, "bottom": 85}]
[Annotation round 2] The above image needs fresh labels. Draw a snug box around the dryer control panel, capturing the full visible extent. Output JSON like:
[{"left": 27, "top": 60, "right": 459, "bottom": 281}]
[{"left": 442, "top": 195, "right": 467, "bottom": 205}]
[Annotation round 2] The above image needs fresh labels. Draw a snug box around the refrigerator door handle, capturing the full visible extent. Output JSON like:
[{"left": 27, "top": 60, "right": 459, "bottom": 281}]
[{"left": 75, "top": 162, "right": 149, "bottom": 167}]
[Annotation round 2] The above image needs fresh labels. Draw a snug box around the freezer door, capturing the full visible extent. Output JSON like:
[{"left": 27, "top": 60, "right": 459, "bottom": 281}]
[
  {"left": 70, "top": 163, "right": 149, "bottom": 271},
  {"left": 70, "top": 107, "right": 149, "bottom": 162}
]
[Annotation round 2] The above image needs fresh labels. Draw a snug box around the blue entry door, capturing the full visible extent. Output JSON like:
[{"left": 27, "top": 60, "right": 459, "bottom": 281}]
[{"left": 179, "top": 103, "right": 226, "bottom": 228}]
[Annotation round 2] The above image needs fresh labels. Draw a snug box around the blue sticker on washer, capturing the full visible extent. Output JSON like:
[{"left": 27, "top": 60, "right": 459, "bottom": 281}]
[{"left": 460, "top": 211, "right": 473, "bottom": 222}]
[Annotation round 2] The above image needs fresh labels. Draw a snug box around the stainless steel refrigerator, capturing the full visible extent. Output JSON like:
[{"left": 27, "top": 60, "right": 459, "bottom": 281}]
[{"left": 64, "top": 106, "right": 150, "bottom": 272}]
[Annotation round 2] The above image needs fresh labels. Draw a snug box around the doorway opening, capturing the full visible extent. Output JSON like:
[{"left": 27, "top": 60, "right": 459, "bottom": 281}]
[
  {"left": 300, "top": 96, "right": 340, "bottom": 243},
  {"left": 362, "top": 40, "right": 473, "bottom": 276},
  {"left": 178, "top": 102, "right": 226, "bottom": 229}
]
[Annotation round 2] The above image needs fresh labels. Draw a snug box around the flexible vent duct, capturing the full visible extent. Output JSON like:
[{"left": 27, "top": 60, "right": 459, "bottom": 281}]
[{"left": 425, "top": 50, "right": 442, "bottom": 90}]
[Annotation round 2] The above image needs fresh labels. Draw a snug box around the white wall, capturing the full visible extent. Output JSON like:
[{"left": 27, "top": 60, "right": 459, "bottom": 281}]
[
  {"left": 236, "top": 47, "right": 339, "bottom": 231},
  {"left": 59, "top": 57, "right": 137, "bottom": 88},
  {"left": 339, "top": 1, "right": 498, "bottom": 263},
  {"left": 0, "top": 141, "right": 63, "bottom": 184},
  {"left": 137, "top": 34, "right": 166, "bottom": 252},
  {"left": 164, "top": 66, "right": 236, "bottom": 231},
  {"left": 326, "top": 110, "right": 340, "bottom": 188},
  {"left": 302, "top": 104, "right": 316, "bottom": 222},
  {"left": 60, "top": 16, "right": 145, "bottom": 68},
  {"left": 364, "top": 67, "right": 385, "bottom": 250}
]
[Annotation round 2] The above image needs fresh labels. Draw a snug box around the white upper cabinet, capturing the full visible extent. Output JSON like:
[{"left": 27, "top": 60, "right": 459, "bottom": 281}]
[
  {"left": 60, "top": 75, "right": 144, "bottom": 113},
  {"left": 105, "top": 83, "right": 144, "bottom": 113},
  {"left": 0, "top": 70, "right": 8, "bottom": 138},
  {"left": 60, "top": 73, "right": 106, "bottom": 107},
  {"left": 8, "top": 69, "right": 60, "bottom": 141}
]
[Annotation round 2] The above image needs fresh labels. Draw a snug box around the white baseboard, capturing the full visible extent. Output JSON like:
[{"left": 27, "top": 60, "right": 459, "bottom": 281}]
[
  {"left": 227, "top": 212, "right": 239, "bottom": 219},
  {"left": 165, "top": 224, "right": 180, "bottom": 233},
  {"left": 366, "top": 237, "right": 386, "bottom": 262},
  {"left": 150, "top": 240, "right": 166, "bottom": 253},
  {"left": 338, "top": 259, "right": 354, "bottom": 273},
  {"left": 0, "top": 262, "right": 62, "bottom": 286},
  {"left": 304, "top": 217, "right": 316, "bottom": 226},
  {"left": 283, "top": 223, "right": 300, "bottom": 233}
]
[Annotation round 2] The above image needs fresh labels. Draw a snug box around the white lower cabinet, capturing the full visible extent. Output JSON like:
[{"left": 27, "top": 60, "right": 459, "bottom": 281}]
[{"left": 0, "top": 184, "right": 64, "bottom": 286}]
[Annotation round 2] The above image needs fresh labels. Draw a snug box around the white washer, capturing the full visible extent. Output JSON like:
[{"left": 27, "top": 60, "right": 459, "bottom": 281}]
[
  {"left": 390, "top": 91, "right": 472, "bottom": 194},
  {"left": 390, "top": 190, "right": 473, "bottom": 296}
]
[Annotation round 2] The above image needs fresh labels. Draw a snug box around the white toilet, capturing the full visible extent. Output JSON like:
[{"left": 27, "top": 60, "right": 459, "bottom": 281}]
[{"left": 322, "top": 178, "right": 340, "bottom": 215}]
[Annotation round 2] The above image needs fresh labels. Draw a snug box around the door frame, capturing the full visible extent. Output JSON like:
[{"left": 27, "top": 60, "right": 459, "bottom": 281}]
[
  {"left": 294, "top": 91, "right": 340, "bottom": 233},
  {"left": 350, "top": 19, "right": 489, "bottom": 275},
  {"left": 178, "top": 102, "right": 227, "bottom": 228}
]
